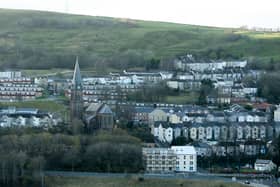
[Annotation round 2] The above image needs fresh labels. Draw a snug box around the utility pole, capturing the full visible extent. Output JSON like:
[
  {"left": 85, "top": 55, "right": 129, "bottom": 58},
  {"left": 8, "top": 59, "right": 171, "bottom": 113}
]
[{"left": 41, "top": 171, "right": 44, "bottom": 187}]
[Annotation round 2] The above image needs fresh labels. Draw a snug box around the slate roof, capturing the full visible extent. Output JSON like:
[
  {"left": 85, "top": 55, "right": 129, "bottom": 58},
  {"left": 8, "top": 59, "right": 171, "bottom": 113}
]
[
  {"left": 255, "top": 159, "right": 272, "bottom": 165},
  {"left": 98, "top": 104, "right": 113, "bottom": 114},
  {"left": 86, "top": 103, "right": 103, "bottom": 112},
  {"left": 171, "top": 146, "right": 196, "bottom": 155},
  {"left": 134, "top": 107, "right": 154, "bottom": 113}
]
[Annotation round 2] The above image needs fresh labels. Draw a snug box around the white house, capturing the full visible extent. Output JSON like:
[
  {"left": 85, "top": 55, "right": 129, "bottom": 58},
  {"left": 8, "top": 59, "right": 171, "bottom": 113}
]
[
  {"left": 171, "top": 146, "right": 197, "bottom": 172},
  {"left": 254, "top": 159, "right": 277, "bottom": 172},
  {"left": 148, "top": 109, "right": 168, "bottom": 125},
  {"left": 152, "top": 122, "right": 173, "bottom": 143},
  {"left": 190, "top": 127, "right": 197, "bottom": 140},
  {"left": 274, "top": 105, "right": 280, "bottom": 122}
]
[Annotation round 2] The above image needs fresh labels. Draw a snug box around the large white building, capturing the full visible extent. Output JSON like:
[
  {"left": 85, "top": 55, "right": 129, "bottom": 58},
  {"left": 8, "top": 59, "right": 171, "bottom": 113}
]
[
  {"left": 171, "top": 146, "right": 197, "bottom": 172},
  {"left": 142, "top": 146, "right": 197, "bottom": 173},
  {"left": 142, "top": 148, "right": 176, "bottom": 173},
  {"left": 0, "top": 71, "right": 21, "bottom": 79},
  {"left": 254, "top": 159, "right": 277, "bottom": 172}
]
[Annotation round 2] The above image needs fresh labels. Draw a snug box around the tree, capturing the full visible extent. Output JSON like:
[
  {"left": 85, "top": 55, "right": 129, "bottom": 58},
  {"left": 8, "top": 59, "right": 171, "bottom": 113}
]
[
  {"left": 197, "top": 89, "right": 207, "bottom": 105},
  {"left": 146, "top": 58, "right": 160, "bottom": 70},
  {"left": 71, "top": 119, "right": 85, "bottom": 135},
  {"left": 171, "top": 136, "right": 188, "bottom": 146},
  {"left": 197, "top": 79, "right": 215, "bottom": 105},
  {"left": 258, "top": 73, "right": 280, "bottom": 103}
]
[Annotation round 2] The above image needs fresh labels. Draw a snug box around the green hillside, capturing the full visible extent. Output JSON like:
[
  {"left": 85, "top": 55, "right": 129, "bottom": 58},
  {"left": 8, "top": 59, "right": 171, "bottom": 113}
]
[{"left": 0, "top": 8, "right": 280, "bottom": 71}]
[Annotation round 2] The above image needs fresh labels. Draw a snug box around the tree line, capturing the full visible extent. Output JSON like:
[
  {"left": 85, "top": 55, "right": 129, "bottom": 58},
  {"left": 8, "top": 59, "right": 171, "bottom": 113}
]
[{"left": 0, "top": 128, "right": 143, "bottom": 187}]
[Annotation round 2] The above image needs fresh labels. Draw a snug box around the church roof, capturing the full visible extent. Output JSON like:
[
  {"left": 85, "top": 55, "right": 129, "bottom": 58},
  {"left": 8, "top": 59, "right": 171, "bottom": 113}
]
[
  {"left": 86, "top": 103, "right": 103, "bottom": 113},
  {"left": 72, "top": 57, "right": 82, "bottom": 88},
  {"left": 98, "top": 104, "right": 113, "bottom": 114},
  {"left": 85, "top": 103, "right": 113, "bottom": 115}
]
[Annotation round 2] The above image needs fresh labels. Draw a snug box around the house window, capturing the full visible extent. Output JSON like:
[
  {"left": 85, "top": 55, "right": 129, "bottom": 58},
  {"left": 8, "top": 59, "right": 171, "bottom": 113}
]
[
  {"left": 190, "top": 155, "right": 193, "bottom": 160},
  {"left": 190, "top": 167, "right": 193, "bottom": 171}
]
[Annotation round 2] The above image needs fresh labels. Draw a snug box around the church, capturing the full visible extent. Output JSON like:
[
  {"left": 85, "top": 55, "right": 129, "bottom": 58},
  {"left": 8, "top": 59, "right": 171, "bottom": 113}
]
[{"left": 70, "top": 57, "right": 114, "bottom": 131}]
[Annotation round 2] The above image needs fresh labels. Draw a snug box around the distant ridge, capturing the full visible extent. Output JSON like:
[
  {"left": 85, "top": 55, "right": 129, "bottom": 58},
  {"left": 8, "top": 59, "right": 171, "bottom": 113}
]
[{"left": 0, "top": 8, "right": 279, "bottom": 70}]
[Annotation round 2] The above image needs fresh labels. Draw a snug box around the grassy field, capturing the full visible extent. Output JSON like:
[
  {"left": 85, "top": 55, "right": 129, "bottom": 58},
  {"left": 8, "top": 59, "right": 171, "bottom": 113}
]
[
  {"left": 0, "top": 9, "right": 280, "bottom": 70},
  {"left": 0, "top": 100, "right": 66, "bottom": 113},
  {"left": 165, "top": 92, "right": 198, "bottom": 104},
  {"left": 45, "top": 176, "right": 246, "bottom": 187}
]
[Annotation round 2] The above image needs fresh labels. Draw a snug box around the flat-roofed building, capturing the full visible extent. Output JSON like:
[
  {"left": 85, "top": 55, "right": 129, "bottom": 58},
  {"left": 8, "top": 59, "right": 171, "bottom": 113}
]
[
  {"left": 171, "top": 146, "right": 197, "bottom": 172},
  {"left": 142, "top": 148, "right": 176, "bottom": 173}
]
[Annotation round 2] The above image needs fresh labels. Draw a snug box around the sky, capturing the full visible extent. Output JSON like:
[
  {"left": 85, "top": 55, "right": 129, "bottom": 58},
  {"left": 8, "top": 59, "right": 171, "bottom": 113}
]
[{"left": 0, "top": 0, "right": 280, "bottom": 28}]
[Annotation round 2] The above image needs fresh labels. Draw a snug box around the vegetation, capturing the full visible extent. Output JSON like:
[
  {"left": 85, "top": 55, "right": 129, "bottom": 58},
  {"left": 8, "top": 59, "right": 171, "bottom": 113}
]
[
  {"left": 127, "top": 83, "right": 174, "bottom": 103},
  {"left": 45, "top": 176, "right": 246, "bottom": 187},
  {"left": 257, "top": 72, "right": 280, "bottom": 103},
  {"left": 197, "top": 79, "right": 215, "bottom": 105},
  {"left": 119, "top": 122, "right": 154, "bottom": 143},
  {"left": 0, "top": 128, "right": 143, "bottom": 187},
  {"left": 1, "top": 9, "right": 280, "bottom": 71},
  {"left": 127, "top": 83, "right": 198, "bottom": 103},
  {"left": 171, "top": 136, "right": 189, "bottom": 146}
]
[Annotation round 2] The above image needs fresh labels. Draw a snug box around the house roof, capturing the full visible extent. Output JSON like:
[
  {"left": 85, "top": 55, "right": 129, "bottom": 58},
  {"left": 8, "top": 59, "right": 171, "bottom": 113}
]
[
  {"left": 186, "top": 113, "right": 207, "bottom": 117},
  {"left": 255, "top": 159, "right": 272, "bottom": 165},
  {"left": 191, "top": 142, "right": 211, "bottom": 149},
  {"left": 134, "top": 107, "right": 154, "bottom": 113},
  {"left": 209, "top": 111, "right": 225, "bottom": 117},
  {"left": 171, "top": 146, "right": 196, "bottom": 155},
  {"left": 154, "top": 121, "right": 170, "bottom": 128}
]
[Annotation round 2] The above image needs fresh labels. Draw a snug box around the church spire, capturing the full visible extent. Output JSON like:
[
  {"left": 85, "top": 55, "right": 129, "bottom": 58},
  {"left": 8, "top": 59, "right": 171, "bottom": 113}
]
[{"left": 72, "top": 56, "right": 82, "bottom": 89}]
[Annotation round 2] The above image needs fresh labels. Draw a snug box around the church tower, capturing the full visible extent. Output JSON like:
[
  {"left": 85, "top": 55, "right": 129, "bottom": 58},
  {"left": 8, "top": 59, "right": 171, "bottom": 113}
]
[{"left": 70, "top": 57, "right": 83, "bottom": 121}]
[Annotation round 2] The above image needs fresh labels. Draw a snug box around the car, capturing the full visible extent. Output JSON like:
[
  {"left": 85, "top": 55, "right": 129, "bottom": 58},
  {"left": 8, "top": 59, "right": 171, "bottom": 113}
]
[{"left": 244, "top": 180, "right": 250, "bottom": 184}]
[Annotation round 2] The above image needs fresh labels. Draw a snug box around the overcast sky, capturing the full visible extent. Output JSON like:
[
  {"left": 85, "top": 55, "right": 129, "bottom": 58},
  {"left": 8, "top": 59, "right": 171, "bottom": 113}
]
[{"left": 0, "top": 0, "right": 280, "bottom": 28}]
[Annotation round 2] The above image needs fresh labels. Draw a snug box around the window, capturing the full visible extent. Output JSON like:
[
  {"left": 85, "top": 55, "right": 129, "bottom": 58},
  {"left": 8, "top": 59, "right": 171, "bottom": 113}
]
[
  {"left": 190, "top": 167, "right": 193, "bottom": 171},
  {"left": 190, "top": 161, "right": 193, "bottom": 165},
  {"left": 190, "top": 155, "right": 193, "bottom": 160}
]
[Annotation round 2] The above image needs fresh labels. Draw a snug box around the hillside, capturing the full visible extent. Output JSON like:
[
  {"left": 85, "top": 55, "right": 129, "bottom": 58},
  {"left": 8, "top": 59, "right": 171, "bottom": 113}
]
[{"left": 0, "top": 9, "right": 280, "bottom": 71}]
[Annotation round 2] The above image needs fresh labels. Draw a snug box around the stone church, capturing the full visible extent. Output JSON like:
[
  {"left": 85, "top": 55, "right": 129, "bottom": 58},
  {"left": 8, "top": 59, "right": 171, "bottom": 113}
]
[{"left": 70, "top": 57, "right": 114, "bottom": 131}]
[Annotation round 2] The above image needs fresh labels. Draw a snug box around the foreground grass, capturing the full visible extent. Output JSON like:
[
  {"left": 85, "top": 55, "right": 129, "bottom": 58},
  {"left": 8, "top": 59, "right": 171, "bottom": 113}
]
[{"left": 46, "top": 176, "right": 246, "bottom": 187}]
